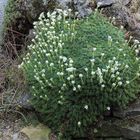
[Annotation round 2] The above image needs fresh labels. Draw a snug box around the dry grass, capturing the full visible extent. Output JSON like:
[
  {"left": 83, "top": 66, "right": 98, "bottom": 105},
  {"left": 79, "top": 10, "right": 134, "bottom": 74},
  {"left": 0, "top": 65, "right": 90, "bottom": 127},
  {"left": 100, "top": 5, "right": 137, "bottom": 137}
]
[{"left": 0, "top": 40, "right": 26, "bottom": 119}]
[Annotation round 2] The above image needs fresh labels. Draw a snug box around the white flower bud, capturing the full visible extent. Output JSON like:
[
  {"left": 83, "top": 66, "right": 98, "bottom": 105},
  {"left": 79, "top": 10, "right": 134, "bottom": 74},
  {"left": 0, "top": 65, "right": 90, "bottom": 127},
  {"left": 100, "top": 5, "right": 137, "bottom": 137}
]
[
  {"left": 77, "top": 85, "right": 81, "bottom": 89},
  {"left": 118, "top": 81, "right": 122, "bottom": 86},
  {"left": 126, "top": 81, "right": 130, "bottom": 84},
  {"left": 78, "top": 121, "right": 81, "bottom": 126},
  {"left": 79, "top": 74, "right": 83, "bottom": 78},
  {"left": 73, "top": 87, "right": 76, "bottom": 91},
  {"left": 84, "top": 68, "right": 88, "bottom": 72},
  {"left": 84, "top": 105, "right": 88, "bottom": 110},
  {"left": 50, "top": 63, "right": 54, "bottom": 67},
  {"left": 71, "top": 81, "right": 75, "bottom": 84},
  {"left": 93, "top": 48, "right": 97, "bottom": 51},
  {"left": 107, "top": 107, "right": 110, "bottom": 110}
]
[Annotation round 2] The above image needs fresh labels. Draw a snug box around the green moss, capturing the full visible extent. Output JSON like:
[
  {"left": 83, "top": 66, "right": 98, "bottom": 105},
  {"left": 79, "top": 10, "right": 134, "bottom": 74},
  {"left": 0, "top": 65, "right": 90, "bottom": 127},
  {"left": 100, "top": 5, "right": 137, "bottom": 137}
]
[{"left": 3, "top": 0, "right": 21, "bottom": 30}]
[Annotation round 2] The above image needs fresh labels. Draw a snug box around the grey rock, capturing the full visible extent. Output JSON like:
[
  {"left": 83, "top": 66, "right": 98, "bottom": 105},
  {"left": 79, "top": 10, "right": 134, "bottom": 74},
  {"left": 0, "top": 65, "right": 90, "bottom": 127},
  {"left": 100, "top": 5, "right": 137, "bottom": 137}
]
[
  {"left": 17, "top": 93, "right": 33, "bottom": 110},
  {"left": 96, "top": 0, "right": 131, "bottom": 7},
  {"left": 0, "top": 0, "right": 8, "bottom": 45},
  {"left": 122, "top": 0, "right": 131, "bottom": 6},
  {"left": 113, "top": 99, "right": 140, "bottom": 118},
  {"left": 102, "top": 3, "right": 134, "bottom": 28},
  {"left": 0, "top": 131, "right": 2, "bottom": 138},
  {"left": 94, "top": 120, "right": 140, "bottom": 140},
  {"left": 21, "top": 0, "right": 94, "bottom": 20},
  {"left": 56, "top": 0, "right": 94, "bottom": 17},
  {"left": 74, "top": 0, "right": 93, "bottom": 17},
  {"left": 95, "top": 99, "right": 140, "bottom": 139},
  {"left": 96, "top": 0, "right": 116, "bottom": 8},
  {"left": 20, "top": 0, "right": 48, "bottom": 23},
  {"left": 13, "top": 133, "right": 19, "bottom": 140}
]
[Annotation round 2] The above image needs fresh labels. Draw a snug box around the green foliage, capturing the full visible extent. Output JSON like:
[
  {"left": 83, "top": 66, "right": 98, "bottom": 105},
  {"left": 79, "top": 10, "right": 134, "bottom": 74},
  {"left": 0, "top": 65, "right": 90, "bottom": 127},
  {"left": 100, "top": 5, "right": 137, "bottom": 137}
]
[
  {"left": 20, "top": 10, "right": 140, "bottom": 139},
  {"left": 3, "top": 0, "right": 21, "bottom": 30}
]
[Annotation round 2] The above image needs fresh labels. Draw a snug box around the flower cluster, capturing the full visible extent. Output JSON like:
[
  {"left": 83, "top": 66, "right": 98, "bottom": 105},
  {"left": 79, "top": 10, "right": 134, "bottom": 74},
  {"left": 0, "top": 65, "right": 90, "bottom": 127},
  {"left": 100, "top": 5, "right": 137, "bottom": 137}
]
[{"left": 20, "top": 10, "right": 140, "bottom": 139}]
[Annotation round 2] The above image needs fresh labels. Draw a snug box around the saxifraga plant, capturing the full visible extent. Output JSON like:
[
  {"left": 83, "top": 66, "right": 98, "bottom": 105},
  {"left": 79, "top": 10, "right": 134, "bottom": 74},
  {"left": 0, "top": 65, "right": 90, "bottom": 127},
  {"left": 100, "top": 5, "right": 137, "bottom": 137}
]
[{"left": 19, "top": 9, "right": 140, "bottom": 139}]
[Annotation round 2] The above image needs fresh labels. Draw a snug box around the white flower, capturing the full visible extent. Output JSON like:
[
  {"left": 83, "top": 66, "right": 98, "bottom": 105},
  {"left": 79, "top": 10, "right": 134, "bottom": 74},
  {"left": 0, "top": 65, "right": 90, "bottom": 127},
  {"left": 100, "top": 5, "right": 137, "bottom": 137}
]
[
  {"left": 112, "top": 83, "right": 116, "bottom": 87},
  {"left": 42, "top": 74, "right": 45, "bottom": 77},
  {"left": 120, "top": 25, "right": 124, "bottom": 29},
  {"left": 38, "top": 62, "right": 41, "bottom": 65},
  {"left": 69, "top": 63, "right": 73, "bottom": 67},
  {"left": 113, "top": 57, "right": 116, "bottom": 60},
  {"left": 55, "top": 49, "right": 58, "bottom": 53},
  {"left": 91, "top": 71, "right": 95, "bottom": 75},
  {"left": 111, "top": 74, "right": 115, "bottom": 78},
  {"left": 70, "top": 75, "right": 74, "bottom": 79},
  {"left": 118, "top": 81, "right": 123, "bottom": 86},
  {"left": 58, "top": 100, "right": 63, "bottom": 105},
  {"left": 43, "top": 49, "right": 47, "bottom": 53},
  {"left": 84, "top": 68, "right": 88, "bottom": 72},
  {"left": 119, "top": 48, "right": 123, "bottom": 52},
  {"left": 60, "top": 72, "right": 64, "bottom": 76},
  {"left": 108, "top": 60, "right": 113, "bottom": 64},
  {"left": 101, "top": 53, "right": 105, "bottom": 56},
  {"left": 50, "top": 63, "right": 54, "bottom": 67},
  {"left": 101, "top": 84, "right": 105, "bottom": 88},
  {"left": 125, "top": 65, "right": 129, "bottom": 69},
  {"left": 137, "top": 73, "right": 140, "bottom": 76},
  {"left": 117, "top": 77, "right": 121, "bottom": 81},
  {"left": 65, "top": 63, "right": 68, "bottom": 66},
  {"left": 134, "top": 39, "right": 139, "bottom": 44},
  {"left": 46, "top": 53, "right": 51, "bottom": 57},
  {"left": 108, "top": 36, "right": 112, "bottom": 42},
  {"left": 62, "top": 57, "right": 67, "bottom": 62},
  {"left": 77, "top": 85, "right": 81, "bottom": 89},
  {"left": 45, "top": 60, "right": 49, "bottom": 64},
  {"left": 107, "top": 107, "right": 110, "bottom": 110},
  {"left": 102, "top": 69, "right": 107, "bottom": 72},
  {"left": 71, "top": 81, "right": 75, "bottom": 84},
  {"left": 79, "top": 74, "right": 83, "bottom": 78},
  {"left": 67, "top": 77, "right": 71, "bottom": 81},
  {"left": 63, "top": 84, "right": 66, "bottom": 87},
  {"left": 68, "top": 9, "right": 72, "bottom": 12},
  {"left": 90, "top": 59, "right": 95, "bottom": 63},
  {"left": 116, "top": 72, "right": 120, "bottom": 75},
  {"left": 93, "top": 48, "right": 97, "bottom": 51},
  {"left": 78, "top": 121, "right": 81, "bottom": 126},
  {"left": 66, "top": 67, "right": 76, "bottom": 72},
  {"left": 69, "top": 59, "right": 74, "bottom": 64},
  {"left": 73, "top": 87, "right": 76, "bottom": 91},
  {"left": 135, "top": 49, "right": 139, "bottom": 54},
  {"left": 112, "top": 17, "right": 116, "bottom": 20},
  {"left": 126, "top": 81, "right": 130, "bottom": 84},
  {"left": 57, "top": 72, "right": 60, "bottom": 76},
  {"left": 84, "top": 105, "right": 88, "bottom": 110}
]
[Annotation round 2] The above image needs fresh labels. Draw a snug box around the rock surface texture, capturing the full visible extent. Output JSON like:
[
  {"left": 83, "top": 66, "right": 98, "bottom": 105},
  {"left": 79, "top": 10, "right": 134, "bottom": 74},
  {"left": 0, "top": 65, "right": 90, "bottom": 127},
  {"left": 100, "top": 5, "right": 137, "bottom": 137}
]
[
  {"left": 0, "top": 0, "right": 8, "bottom": 44},
  {"left": 5, "top": 0, "right": 140, "bottom": 41},
  {"left": 94, "top": 98, "right": 140, "bottom": 140}
]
